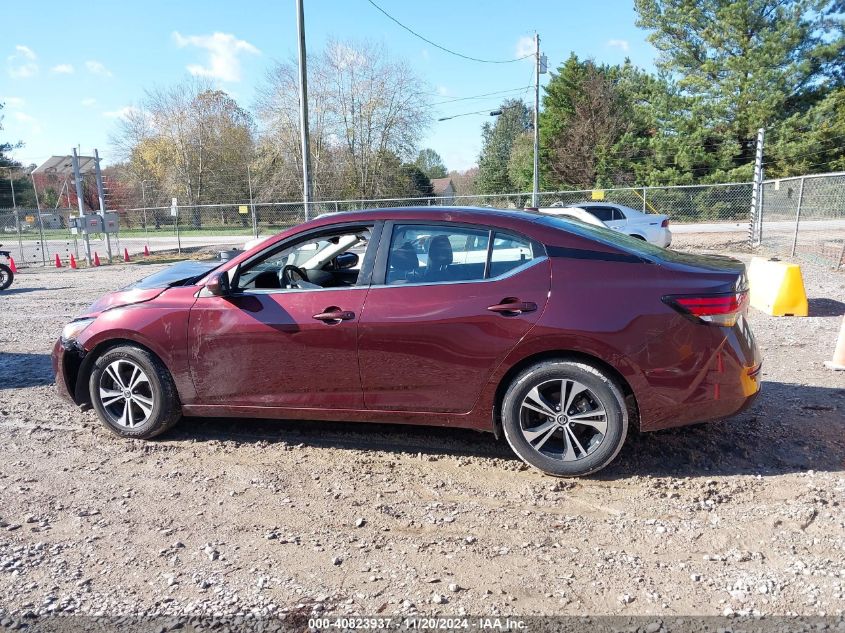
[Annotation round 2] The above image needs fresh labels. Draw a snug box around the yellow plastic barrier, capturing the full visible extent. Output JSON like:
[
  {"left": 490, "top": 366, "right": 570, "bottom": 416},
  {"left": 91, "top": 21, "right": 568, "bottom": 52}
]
[{"left": 748, "top": 257, "right": 808, "bottom": 317}]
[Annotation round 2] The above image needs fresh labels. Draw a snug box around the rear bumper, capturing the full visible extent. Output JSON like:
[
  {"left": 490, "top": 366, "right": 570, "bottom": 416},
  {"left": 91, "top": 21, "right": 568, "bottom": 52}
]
[
  {"left": 654, "top": 228, "right": 672, "bottom": 248},
  {"left": 638, "top": 315, "right": 762, "bottom": 432},
  {"left": 642, "top": 365, "right": 761, "bottom": 431}
]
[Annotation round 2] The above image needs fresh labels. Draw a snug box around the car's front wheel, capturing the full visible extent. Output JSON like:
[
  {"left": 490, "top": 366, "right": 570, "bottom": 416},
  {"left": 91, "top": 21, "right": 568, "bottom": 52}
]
[
  {"left": 88, "top": 345, "right": 181, "bottom": 439},
  {"left": 501, "top": 360, "right": 628, "bottom": 477}
]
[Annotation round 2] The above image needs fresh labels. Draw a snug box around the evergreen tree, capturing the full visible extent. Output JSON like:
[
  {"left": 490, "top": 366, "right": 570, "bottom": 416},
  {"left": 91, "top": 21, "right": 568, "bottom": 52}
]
[
  {"left": 413, "top": 148, "right": 448, "bottom": 179},
  {"left": 476, "top": 99, "right": 532, "bottom": 194},
  {"left": 635, "top": 0, "right": 845, "bottom": 174}
]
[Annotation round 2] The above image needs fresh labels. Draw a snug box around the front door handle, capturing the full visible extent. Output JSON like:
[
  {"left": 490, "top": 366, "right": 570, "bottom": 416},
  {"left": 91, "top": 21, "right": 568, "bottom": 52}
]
[
  {"left": 487, "top": 300, "right": 537, "bottom": 316},
  {"left": 313, "top": 309, "right": 356, "bottom": 322}
]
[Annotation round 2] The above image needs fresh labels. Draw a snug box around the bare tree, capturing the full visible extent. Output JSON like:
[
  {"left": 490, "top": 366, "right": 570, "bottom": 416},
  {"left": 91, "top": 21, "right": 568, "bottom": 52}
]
[
  {"left": 255, "top": 40, "right": 431, "bottom": 200},
  {"left": 113, "top": 77, "right": 255, "bottom": 224}
]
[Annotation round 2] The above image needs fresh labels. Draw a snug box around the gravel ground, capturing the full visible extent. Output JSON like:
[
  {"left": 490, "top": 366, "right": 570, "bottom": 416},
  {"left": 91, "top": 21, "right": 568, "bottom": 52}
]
[{"left": 0, "top": 246, "right": 843, "bottom": 625}]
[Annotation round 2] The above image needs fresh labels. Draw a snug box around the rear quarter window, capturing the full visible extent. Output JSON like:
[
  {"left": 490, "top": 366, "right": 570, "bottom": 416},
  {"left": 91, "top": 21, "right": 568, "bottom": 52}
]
[{"left": 532, "top": 215, "right": 667, "bottom": 260}]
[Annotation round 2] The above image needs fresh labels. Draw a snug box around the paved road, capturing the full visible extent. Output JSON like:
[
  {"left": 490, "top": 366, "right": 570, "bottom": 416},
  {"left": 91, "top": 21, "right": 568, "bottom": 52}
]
[{"left": 5, "top": 219, "right": 844, "bottom": 266}]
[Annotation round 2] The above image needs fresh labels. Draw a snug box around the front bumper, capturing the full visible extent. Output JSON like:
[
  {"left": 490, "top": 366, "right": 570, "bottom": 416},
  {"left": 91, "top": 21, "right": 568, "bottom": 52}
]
[{"left": 52, "top": 337, "right": 84, "bottom": 405}]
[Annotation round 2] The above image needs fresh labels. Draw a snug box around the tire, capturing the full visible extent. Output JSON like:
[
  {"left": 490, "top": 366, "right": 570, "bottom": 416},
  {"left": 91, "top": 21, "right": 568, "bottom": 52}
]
[
  {"left": 501, "top": 360, "right": 628, "bottom": 477},
  {"left": 88, "top": 345, "right": 182, "bottom": 439},
  {"left": 0, "top": 263, "right": 13, "bottom": 291}
]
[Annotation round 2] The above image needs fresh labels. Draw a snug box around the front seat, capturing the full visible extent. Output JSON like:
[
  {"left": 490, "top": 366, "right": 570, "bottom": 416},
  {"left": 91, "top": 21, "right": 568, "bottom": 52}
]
[
  {"left": 425, "top": 235, "right": 453, "bottom": 281},
  {"left": 386, "top": 241, "right": 420, "bottom": 284}
]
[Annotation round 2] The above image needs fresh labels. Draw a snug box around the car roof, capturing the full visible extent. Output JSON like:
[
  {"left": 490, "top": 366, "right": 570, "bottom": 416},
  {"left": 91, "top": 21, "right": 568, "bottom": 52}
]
[{"left": 311, "top": 206, "right": 544, "bottom": 229}]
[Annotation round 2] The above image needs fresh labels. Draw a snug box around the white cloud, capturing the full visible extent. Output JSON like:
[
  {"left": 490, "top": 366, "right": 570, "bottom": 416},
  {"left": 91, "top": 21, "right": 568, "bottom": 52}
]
[
  {"left": 13, "top": 111, "right": 42, "bottom": 134},
  {"left": 7, "top": 45, "right": 38, "bottom": 78},
  {"left": 81, "top": 98, "right": 97, "bottom": 107},
  {"left": 85, "top": 60, "right": 112, "bottom": 77},
  {"left": 436, "top": 86, "right": 450, "bottom": 96},
  {"left": 607, "top": 39, "right": 630, "bottom": 52},
  {"left": 515, "top": 36, "right": 535, "bottom": 58},
  {"left": 51, "top": 63, "right": 75, "bottom": 74},
  {"left": 103, "top": 106, "right": 139, "bottom": 120},
  {"left": 2, "top": 96, "right": 25, "bottom": 108},
  {"left": 172, "top": 31, "right": 260, "bottom": 82}
]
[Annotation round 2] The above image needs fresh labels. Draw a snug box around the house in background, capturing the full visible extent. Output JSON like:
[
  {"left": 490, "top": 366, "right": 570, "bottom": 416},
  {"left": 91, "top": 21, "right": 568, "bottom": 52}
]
[{"left": 430, "top": 177, "right": 456, "bottom": 204}]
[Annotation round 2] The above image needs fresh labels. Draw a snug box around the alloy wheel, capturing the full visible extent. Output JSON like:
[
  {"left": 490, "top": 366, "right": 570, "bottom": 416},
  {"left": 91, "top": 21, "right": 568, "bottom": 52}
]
[
  {"left": 519, "top": 378, "right": 608, "bottom": 461},
  {"left": 98, "top": 359, "right": 155, "bottom": 428}
]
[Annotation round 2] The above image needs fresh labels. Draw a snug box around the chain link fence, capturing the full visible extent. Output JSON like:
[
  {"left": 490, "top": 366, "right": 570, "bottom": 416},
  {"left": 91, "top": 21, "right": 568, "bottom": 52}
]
[
  {"left": 754, "top": 172, "right": 845, "bottom": 269},
  {"left": 2, "top": 173, "right": 843, "bottom": 268}
]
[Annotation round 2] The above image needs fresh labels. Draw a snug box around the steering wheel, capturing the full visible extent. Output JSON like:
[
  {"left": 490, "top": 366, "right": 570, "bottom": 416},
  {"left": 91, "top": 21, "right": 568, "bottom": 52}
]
[{"left": 279, "top": 264, "right": 309, "bottom": 288}]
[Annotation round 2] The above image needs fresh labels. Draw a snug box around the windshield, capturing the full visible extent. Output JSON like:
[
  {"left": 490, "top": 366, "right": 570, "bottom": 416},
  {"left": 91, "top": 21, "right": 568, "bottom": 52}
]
[{"left": 128, "top": 260, "right": 221, "bottom": 290}]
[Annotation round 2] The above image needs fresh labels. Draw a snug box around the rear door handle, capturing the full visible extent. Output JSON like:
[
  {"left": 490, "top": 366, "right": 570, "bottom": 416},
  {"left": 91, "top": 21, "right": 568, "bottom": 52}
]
[
  {"left": 487, "top": 300, "right": 537, "bottom": 315},
  {"left": 313, "top": 309, "right": 356, "bottom": 322}
]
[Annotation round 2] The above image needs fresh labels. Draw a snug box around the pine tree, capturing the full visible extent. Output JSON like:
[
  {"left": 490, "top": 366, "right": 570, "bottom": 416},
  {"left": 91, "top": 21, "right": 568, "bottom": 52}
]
[{"left": 476, "top": 99, "right": 532, "bottom": 194}]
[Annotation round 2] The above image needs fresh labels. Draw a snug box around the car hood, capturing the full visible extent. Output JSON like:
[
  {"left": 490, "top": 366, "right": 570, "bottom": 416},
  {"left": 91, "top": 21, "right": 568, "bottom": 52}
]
[{"left": 87, "top": 260, "right": 219, "bottom": 314}]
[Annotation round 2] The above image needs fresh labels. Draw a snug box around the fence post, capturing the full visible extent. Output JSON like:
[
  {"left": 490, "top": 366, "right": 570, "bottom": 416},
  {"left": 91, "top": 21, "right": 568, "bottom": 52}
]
[
  {"left": 140, "top": 181, "right": 150, "bottom": 249},
  {"left": 642, "top": 187, "right": 647, "bottom": 212},
  {"left": 30, "top": 170, "right": 48, "bottom": 266},
  {"left": 789, "top": 177, "right": 805, "bottom": 257},
  {"left": 171, "top": 198, "right": 181, "bottom": 255},
  {"left": 6, "top": 168, "right": 25, "bottom": 263},
  {"left": 247, "top": 165, "right": 258, "bottom": 238},
  {"left": 334, "top": 201, "right": 339, "bottom": 213}
]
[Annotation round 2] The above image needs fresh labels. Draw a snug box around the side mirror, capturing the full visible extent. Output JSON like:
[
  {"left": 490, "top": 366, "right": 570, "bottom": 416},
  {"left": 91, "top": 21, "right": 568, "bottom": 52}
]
[
  {"left": 335, "top": 252, "right": 359, "bottom": 270},
  {"left": 205, "top": 271, "right": 231, "bottom": 297}
]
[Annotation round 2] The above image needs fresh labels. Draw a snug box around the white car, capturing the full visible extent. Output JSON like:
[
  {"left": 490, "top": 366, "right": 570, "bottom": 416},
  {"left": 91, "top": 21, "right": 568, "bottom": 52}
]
[
  {"left": 540, "top": 201, "right": 672, "bottom": 247},
  {"left": 530, "top": 206, "right": 608, "bottom": 229}
]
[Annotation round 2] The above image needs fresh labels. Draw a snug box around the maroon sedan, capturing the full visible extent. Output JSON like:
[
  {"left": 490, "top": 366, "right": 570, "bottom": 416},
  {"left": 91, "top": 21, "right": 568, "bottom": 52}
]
[{"left": 53, "top": 208, "right": 761, "bottom": 476}]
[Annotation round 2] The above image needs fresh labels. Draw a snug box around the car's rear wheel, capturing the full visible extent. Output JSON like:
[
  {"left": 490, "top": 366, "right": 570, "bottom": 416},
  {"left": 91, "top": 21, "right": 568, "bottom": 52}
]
[
  {"left": 501, "top": 360, "right": 628, "bottom": 477},
  {"left": 88, "top": 345, "right": 181, "bottom": 439}
]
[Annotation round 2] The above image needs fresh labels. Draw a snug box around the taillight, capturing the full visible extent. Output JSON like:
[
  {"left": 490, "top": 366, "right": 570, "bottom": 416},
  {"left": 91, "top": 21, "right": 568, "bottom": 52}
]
[
  {"left": 660, "top": 219, "right": 669, "bottom": 228},
  {"left": 663, "top": 292, "right": 747, "bottom": 326}
]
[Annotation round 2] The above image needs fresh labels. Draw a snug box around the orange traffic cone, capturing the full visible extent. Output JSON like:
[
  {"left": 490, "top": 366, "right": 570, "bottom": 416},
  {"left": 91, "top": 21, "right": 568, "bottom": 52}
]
[
  {"left": 93, "top": 252, "right": 101, "bottom": 267},
  {"left": 143, "top": 244, "right": 150, "bottom": 257},
  {"left": 8, "top": 257, "right": 17, "bottom": 274},
  {"left": 54, "top": 253, "right": 62, "bottom": 268},
  {"left": 824, "top": 314, "right": 845, "bottom": 371},
  {"left": 69, "top": 254, "right": 77, "bottom": 269},
  {"left": 123, "top": 248, "right": 131, "bottom": 262}
]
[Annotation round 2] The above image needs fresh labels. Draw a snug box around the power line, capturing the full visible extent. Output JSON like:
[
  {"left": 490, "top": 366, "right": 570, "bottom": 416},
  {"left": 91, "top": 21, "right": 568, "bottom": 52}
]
[
  {"left": 431, "top": 86, "right": 534, "bottom": 106},
  {"left": 364, "top": 0, "right": 533, "bottom": 64}
]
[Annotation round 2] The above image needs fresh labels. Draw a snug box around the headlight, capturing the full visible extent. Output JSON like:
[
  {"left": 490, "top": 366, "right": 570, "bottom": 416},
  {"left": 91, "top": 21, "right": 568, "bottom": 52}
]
[{"left": 61, "top": 318, "right": 95, "bottom": 342}]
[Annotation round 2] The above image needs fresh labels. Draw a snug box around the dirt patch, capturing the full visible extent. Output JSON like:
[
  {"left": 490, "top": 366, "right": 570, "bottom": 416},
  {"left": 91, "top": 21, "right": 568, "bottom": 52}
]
[{"left": 0, "top": 257, "right": 843, "bottom": 621}]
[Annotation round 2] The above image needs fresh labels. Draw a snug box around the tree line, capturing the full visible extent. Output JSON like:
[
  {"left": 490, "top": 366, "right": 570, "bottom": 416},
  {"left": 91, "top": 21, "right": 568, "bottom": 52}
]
[
  {"left": 478, "top": 0, "right": 845, "bottom": 195},
  {"left": 2, "top": 0, "right": 843, "bottom": 213}
]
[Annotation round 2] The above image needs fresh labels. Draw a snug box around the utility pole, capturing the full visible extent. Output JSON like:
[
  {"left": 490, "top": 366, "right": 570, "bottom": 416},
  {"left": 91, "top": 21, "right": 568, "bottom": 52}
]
[
  {"left": 296, "top": 0, "right": 313, "bottom": 221},
  {"left": 749, "top": 128, "right": 765, "bottom": 247},
  {"left": 532, "top": 32, "right": 541, "bottom": 208},
  {"left": 94, "top": 149, "right": 112, "bottom": 262},
  {"left": 72, "top": 148, "right": 92, "bottom": 266}
]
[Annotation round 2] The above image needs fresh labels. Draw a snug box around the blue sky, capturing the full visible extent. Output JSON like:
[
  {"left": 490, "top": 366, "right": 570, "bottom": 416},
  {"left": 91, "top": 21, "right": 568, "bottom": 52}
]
[{"left": 2, "top": 0, "right": 657, "bottom": 173}]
